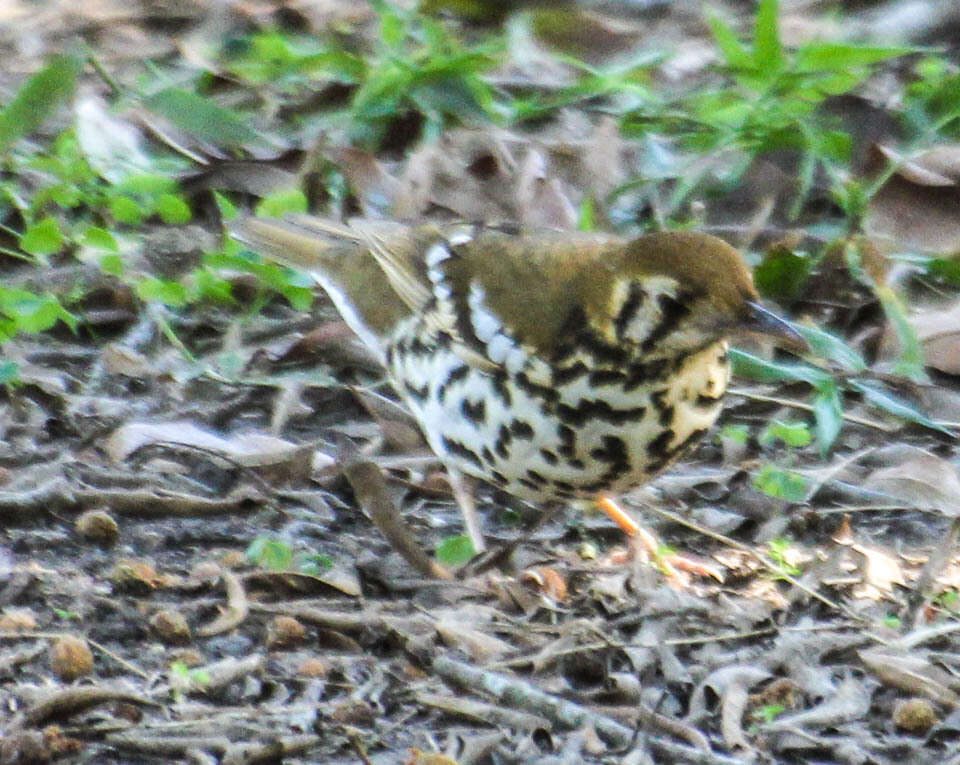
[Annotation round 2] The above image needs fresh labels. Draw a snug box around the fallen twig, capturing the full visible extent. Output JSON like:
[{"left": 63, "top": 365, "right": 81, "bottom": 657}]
[{"left": 422, "top": 652, "right": 747, "bottom": 763}]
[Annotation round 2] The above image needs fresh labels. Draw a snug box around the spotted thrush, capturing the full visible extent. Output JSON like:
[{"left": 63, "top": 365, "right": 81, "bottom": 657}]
[{"left": 230, "top": 216, "right": 802, "bottom": 562}]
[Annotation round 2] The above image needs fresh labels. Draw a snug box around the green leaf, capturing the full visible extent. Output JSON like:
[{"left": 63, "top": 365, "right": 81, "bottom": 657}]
[
  {"left": 134, "top": 277, "right": 188, "bottom": 307},
  {"left": 850, "top": 380, "right": 952, "bottom": 436},
  {"left": 19, "top": 216, "right": 64, "bottom": 256},
  {"left": 81, "top": 226, "right": 119, "bottom": 252},
  {"left": 115, "top": 173, "right": 177, "bottom": 196},
  {"left": 796, "top": 325, "right": 866, "bottom": 372},
  {"left": 754, "top": 463, "right": 807, "bottom": 502},
  {"left": 377, "top": 2, "right": 406, "bottom": 49},
  {"left": 754, "top": 248, "right": 811, "bottom": 301},
  {"left": 109, "top": 196, "right": 144, "bottom": 225},
  {"left": 761, "top": 420, "right": 812, "bottom": 448},
  {"left": 246, "top": 536, "right": 293, "bottom": 571},
  {"left": 707, "top": 12, "right": 753, "bottom": 70},
  {"left": 144, "top": 88, "right": 258, "bottom": 148},
  {"left": 156, "top": 193, "right": 192, "bottom": 224},
  {"left": 0, "top": 288, "right": 76, "bottom": 333},
  {"left": 875, "top": 285, "right": 927, "bottom": 382},
  {"left": 0, "top": 55, "right": 81, "bottom": 153},
  {"left": 816, "top": 129, "right": 852, "bottom": 163},
  {"left": 922, "top": 73, "right": 960, "bottom": 125},
  {"left": 753, "top": 0, "right": 783, "bottom": 75},
  {"left": 296, "top": 553, "right": 334, "bottom": 575},
  {"left": 927, "top": 257, "right": 960, "bottom": 287},
  {"left": 753, "top": 704, "right": 785, "bottom": 724},
  {"left": 99, "top": 253, "right": 124, "bottom": 276},
  {"left": 192, "top": 268, "right": 234, "bottom": 304},
  {"left": 720, "top": 424, "right": 750, "bottom": 444},
  {"left": 213, "top": 191, "right": 238, "bottom": 220},
  {"left": 795, "top": 43, "right": 912, "bottom": 72},
  {"left": 435, "top": 535, "right": 476, "bottom": 566},
  {"left": 811, "top": 385, "right": 843, "bottom": 454},
  {"left": 729, "top": 348, "right": 833, "bottom": 390},
  {"left": 255, "top": 189, "right": 308, "bottom": 218},
  {"left": 578, "top": 195, "right": 595, "bottom": 232}
]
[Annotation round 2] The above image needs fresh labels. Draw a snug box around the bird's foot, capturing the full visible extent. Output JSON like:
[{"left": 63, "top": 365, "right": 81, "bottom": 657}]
[{"left": 596, "top": 496, "right": 724, "bottom": 583}]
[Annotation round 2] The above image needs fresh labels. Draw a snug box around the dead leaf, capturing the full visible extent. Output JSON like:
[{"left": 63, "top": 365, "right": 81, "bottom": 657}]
[
  {"left": 764, "top": 677, "right": 872, "bottom": 729},
  {"left": 850, "top": 543, "right": 907, "bottom": 600},
  {"left": 519, "top": 566, "right": 568, "bottom": 603},
  {"left": 861, "top": 647, "right": 960, "bottom": 708},
  {"left": 332, "top": 146, "right": 399, "bottom": 217},
  {"left": 863, "top": 450, "right": 960, "bottom": 517},
  {"left": 516, "top": 148, "right": 577, "bottom": 230},
  {"left": 866, "top": 143, "right": 960, "bottom": 254},
  {"left": 434, "top": 617, "right": 513, "bottom": 661}
]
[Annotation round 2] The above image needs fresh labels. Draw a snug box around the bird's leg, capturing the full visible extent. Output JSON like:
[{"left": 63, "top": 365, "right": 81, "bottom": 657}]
[
  {"left": 595, "top": 496, "right": 723, "bottom": 581},
  {"left": 447, "top": 468, "right": 486, "bottom": 554}
]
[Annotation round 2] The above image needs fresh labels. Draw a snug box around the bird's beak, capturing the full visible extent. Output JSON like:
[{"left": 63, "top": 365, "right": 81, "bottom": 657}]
[{"left": 741, "top": 301, "right": 809, "bottom": 353}]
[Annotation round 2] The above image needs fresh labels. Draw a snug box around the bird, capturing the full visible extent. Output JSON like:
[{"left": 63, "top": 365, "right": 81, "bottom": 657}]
[{"left": 229, "top": 215, "right": 803, "bottom": 573}]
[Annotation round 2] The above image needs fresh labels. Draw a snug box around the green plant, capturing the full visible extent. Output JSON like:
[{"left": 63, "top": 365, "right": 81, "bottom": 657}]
[
  {"left": 170, "top": 660, "right": 211, "bottom": 701},
  {"left": 435, "top": 534, "right": 475, "bottom": 566},
  {"left": 246, "top": 535, "right": 335, "bottom": 575},
  {"left": 766, "top": 537, "right": 803, "bottom": 577},
  {"left": 223, "top": 2, "right": 502, "bottom": 149},
  {"left": 760, "top": 420, "right": 812, "bottom": 449},
  {"left": 754, "top": 465, "right": 807, "bottom": 503},
  {"left": 659, "top": 0, "right": 905, "bottom": 216},
  {"left": 752, "top": 703, "right": 785, "bottom": 724}
]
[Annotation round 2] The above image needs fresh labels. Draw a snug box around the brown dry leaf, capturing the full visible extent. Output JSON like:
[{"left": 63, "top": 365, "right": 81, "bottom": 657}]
[
  {"left": 433, "top": 617, "right": 513, "bottom": 662},
  {"left": 515, "top": 148, "right": 577, "bottom": 230},
  {"left": 863, "top": 450, "right": 960, "bottom": 517},
  {"left": 865, "top": 143, "right": 960, "bottom": 254},
  {"left": 332, "top": 146, "right": 399, "bottom": 217},
  {"left": 519, "top": 566, "right": 568, "bottom": 603},
  {"left": 0, "top": 608, "right": 37, "bottom": 632},
  {"left": 740, "top": 578, "right": 790, "bottom": 610},
  {"left": 833, "top": 512, "right": 908, "bottom": 599},
  {"left": 313, "top": 566, "right": 363, "bottom": 598},
  {"left": 688, "top": 665, "right": 771, "bottom": 750},
  {"left": 764, "top": 677, "right": 872, "bottom": 730},
  {"left": 850, "top": 543, "right": 907, "bottom": 600},
  {"left": 183, "top": 159, "right": 299, "bottom": 197},
  {"left": 49, "top": 636, "right": 94, "bottom": 681},
  {"left": 883, "top": 300, "right": 960, "bottom": 375},
  {"left": 578, "top": 116, "right": 626, "bottom": 200},
  {"left": 860, "top": 647, "right": 960, "bottom": 708},
  {"left": 100, "top": 345, "right": 152, "bottom": 379},
  {"left": 106, "top": 421, "right": 323, "bottom": 477},
  {"left": 405, "top": 750, "right": 459, "bottom": 765},
  {"left": 109, "top": 559, "right": 172, "bottom": 592},
  {"left": 394, "top": 130, "right": 517, "bottom": 220},
  {"left": 529, "top": 7, "right": 643, "bottom": 63}
]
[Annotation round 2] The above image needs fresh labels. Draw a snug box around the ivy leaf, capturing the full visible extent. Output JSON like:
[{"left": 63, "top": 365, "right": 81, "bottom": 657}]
[{"left": 20, "top": 216, "right": 64, "bottom": 256}]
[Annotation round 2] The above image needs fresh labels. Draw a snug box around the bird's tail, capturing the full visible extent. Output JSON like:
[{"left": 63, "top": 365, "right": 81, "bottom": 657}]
[{"left": 227, "top": 214, "right": 363, "bottom": 272}]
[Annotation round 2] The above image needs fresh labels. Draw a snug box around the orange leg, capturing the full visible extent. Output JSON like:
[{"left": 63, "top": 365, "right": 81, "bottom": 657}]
[{"left": 596, "top": 496, "right": 723, "bottom": 581}]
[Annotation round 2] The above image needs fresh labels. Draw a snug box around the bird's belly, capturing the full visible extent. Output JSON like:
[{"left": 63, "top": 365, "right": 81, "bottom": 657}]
[{"left": 390, "top": 335, "right": 729, "bottom": 502}]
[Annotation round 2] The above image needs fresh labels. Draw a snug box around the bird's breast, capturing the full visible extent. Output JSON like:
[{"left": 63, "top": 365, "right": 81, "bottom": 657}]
[{"left": 388, "top": 318, "right": 730, "bottom": 503}]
